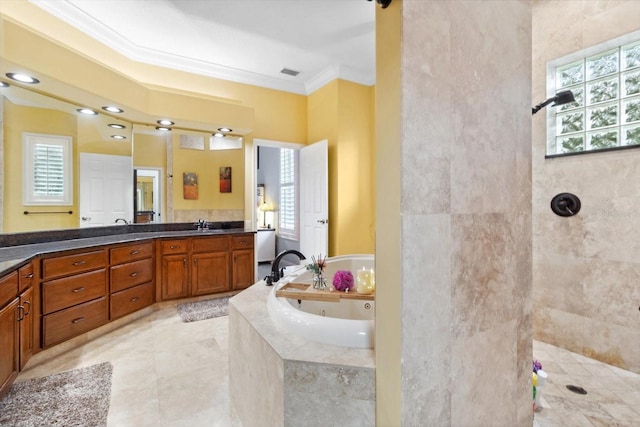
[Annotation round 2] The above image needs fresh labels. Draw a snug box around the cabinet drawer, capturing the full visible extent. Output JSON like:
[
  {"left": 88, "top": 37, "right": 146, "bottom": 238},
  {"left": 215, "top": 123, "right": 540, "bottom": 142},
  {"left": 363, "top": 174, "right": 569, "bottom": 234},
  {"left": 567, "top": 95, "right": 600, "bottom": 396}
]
[
  {"left": 110, "top": 282, "right": 154, "bottom": 320},
  {"left": 192, "top": 236, "right": 229, "bottom": 253},
  {"left": 42, "top": 269, "right": 107, "bottom": 315},
  {"left": 18, "top": 263, "right": 35, "bottom": 292},
  {"left": 42, "top": 250, "right": 107, "bottom": 280},
  {"left": 42, "top": 297, "right": 108, "bottom": 348},
  {"left": 160, "top": 239, "right": 188, "bottom": 254},
  {"left": 110, "top": 258, "right": 153, "bottom": 293},
  {"left": 0, "top": 271, "right": 18, "bottom": 308},
  {"left": 232, "top": 234, "right": 254, "bottom": 249},
  {"left": 110, "top": 242, "right": 154, "bottom": 265}
]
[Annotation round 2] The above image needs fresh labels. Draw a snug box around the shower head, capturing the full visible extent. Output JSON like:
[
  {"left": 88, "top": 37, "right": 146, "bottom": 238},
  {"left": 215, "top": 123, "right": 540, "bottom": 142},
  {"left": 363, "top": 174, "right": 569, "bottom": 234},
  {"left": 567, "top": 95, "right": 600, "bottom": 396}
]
[
  {"left": 532, "top": 90, "right": 575, "bottom": 115},
  {"left": 551, "top": 90, "right": 576, "bottom": 107}
]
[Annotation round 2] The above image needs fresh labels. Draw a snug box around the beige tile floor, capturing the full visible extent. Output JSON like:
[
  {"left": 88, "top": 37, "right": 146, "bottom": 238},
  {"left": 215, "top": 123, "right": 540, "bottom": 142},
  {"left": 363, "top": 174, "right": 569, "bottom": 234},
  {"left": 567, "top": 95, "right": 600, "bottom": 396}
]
[
  {"left": 16, "top": 301, "right": 240, "bottom": 427},
  {"left": 533, "top": 340, "right": 640, "bottom": 427},
  {"left": 13, "top": 303, "right": 640, "bottom": 427}
]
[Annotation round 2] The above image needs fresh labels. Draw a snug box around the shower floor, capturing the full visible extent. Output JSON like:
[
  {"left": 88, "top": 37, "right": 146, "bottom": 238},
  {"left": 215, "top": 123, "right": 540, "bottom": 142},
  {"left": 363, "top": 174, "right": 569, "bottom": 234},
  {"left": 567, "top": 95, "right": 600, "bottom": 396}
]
[{"left": 533, "top": 340, "right": 639, "bottom": 427}]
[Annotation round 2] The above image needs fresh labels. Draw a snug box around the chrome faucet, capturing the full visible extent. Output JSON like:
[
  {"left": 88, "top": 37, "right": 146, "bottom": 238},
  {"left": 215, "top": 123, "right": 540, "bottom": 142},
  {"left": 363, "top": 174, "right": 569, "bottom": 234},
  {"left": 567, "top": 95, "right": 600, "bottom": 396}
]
[
  {"left": 115, "top": 218, "right": 128, "bottom": 224},
  {"left": 195, "top": 219, "right": 209, "bottom": 231},
  {"left": 265, "top": 249, "right": 306, "bottom": 286}
]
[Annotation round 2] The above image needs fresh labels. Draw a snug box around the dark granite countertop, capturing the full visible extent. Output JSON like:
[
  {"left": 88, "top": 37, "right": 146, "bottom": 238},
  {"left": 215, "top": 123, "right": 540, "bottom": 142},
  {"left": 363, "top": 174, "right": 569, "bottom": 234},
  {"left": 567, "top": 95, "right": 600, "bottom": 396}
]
[{"left": 0, "top": 226, "right": 255, "bottom": 276}]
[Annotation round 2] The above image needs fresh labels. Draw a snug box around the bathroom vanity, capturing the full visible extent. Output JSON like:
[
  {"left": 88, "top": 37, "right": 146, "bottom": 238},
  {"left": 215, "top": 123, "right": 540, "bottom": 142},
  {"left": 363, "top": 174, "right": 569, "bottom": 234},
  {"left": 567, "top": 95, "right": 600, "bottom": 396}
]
[{"left": 0, "top": 225, "right": 255, "bottom": 398}]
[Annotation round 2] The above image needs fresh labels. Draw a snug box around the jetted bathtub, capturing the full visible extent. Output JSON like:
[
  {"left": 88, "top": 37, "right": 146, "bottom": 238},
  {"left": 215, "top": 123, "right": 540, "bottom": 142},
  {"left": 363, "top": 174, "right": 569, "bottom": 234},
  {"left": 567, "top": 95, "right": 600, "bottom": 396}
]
[{"left": 267, "top": 254, "right": 375, "bottom": 349}]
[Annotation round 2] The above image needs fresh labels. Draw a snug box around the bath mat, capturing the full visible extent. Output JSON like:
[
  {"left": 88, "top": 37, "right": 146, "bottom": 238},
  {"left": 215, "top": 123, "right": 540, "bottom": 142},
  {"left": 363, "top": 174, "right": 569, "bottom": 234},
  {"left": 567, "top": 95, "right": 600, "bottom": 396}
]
[
  {"left": 177, "top": 296, "right": 230, "bottom": 322},
  {"left": 0, "top": 362, "right": 113, "bottom": 427}
]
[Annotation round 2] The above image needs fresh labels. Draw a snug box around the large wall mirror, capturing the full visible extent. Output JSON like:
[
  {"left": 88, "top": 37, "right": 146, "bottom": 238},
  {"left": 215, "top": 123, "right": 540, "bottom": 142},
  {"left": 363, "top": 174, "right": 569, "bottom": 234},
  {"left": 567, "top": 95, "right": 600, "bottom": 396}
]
[
  {"left": 1, "top": 85, "right": 133, "bottom": 234},
  {"left": 1, "top": 83, "right": 248, "bottom": 235}
]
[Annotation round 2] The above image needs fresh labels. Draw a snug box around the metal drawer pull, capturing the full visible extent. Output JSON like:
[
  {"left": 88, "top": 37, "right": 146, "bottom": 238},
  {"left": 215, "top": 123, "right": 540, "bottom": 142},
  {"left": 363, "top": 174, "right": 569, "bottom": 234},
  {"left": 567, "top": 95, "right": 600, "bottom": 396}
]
[
  {"left": 130, "top": 272, "right": 139, "bottom": 277},
  {"left": 71, "top": 317, "right": 85, "bottom": 324},
  {"left": 130, "top": 297, "right": 140, "bottom": 302},
  {"left": 72, "top": 260, "right": 86, "bottom": 266},
  {"left": 24, "top": 273, "right": 34, "bottom": 279},
  {"left": 130, "top": 250, "right": 140, "bottom": 255},
  {"left": 170, "top": 245, "right": 180, "bottom": 249},
  {"left": 17, "top": 306, "right": 25, "bottom": 321},
  {"left": 72, "top": 287, "right": 85, "bottom": 293},
  {"left": 23, "top": 300, "right": 31, "bottom": 316}
]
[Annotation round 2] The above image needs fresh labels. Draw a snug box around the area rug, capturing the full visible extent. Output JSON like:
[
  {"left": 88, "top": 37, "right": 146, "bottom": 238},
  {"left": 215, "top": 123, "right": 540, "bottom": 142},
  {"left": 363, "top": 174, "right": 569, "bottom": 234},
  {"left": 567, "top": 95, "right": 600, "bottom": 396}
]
[
  {"left": 0, "top": 362, "right": 113, "bottom": 427},
  {"left": 177, "top": 296, "right": 230, "bottom": 322}
]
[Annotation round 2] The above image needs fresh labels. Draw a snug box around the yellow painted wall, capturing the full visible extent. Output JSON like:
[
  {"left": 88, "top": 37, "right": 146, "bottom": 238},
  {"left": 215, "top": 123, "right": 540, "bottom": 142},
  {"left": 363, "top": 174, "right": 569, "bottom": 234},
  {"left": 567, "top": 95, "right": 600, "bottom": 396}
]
[
  {"left": 336, "top": 80, "right": 375, "bottom": 254},
  {"left": 3, "top": 99, "right": 79, "bottom": 231},
  {"left": 171, "top": 133, "right": 244, "bottom": 210},
  {"left": 307, "top": 79, "right": 375, "bottom": 256},
  {"left": 374, "top": 0, "right": 402, "bottom": 425},
  {"left": 133, "top": 133, "right": 167, "bottom": 168}
]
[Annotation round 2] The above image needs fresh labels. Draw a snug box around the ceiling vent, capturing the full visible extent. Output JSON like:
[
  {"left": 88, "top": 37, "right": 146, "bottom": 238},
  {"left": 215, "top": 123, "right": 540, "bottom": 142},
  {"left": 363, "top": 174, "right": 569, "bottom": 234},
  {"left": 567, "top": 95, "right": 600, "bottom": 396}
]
[{"left": 280, "top": 68, "right": 300, "bottom": 77}]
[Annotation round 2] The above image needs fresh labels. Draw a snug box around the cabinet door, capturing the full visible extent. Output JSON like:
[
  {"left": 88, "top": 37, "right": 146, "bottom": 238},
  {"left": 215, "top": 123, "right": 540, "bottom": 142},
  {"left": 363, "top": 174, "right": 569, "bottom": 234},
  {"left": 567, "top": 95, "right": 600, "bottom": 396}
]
[
  {"left": 232, "top": 249, "right": 254, "bottom": 291},
  {"left": 161, "top": 254, "right": 189, "bottom": 300},
  {"left": 19, "top": 287, "right": 34, "bottom": 370},
  {"left": 0, "top": 298, "right": 19, "bottom": 399},
  {"left": 192, "top": 252, "right": 230, "bottom": 296}
]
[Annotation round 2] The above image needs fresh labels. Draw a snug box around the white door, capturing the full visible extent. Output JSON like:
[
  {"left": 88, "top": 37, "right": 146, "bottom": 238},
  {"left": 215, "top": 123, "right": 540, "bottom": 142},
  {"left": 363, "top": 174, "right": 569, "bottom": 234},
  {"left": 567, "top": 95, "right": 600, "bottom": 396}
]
[
  {"left": 80, "top": 153, "right": 133, "bottom": 227},
  {"left": 299, "top": 139, "right": 328, "bottom": 259}
]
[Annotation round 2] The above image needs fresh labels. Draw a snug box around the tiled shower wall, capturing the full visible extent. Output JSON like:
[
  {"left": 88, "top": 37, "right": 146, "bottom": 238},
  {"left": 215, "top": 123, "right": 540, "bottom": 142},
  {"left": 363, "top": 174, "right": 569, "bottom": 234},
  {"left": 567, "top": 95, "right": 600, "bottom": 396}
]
[{"left": 532, "top": 0, "right": 640, "bottom": 373}]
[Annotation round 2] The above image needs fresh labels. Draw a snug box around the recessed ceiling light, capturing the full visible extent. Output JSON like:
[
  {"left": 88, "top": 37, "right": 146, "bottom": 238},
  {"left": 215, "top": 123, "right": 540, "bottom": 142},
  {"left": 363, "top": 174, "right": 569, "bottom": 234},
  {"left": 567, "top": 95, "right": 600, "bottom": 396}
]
[
  {"left": 155, "top": 126, "right": 171, "bottom": 131},
  {"left": 6, "top": 73, "right": 40, "bottom": 84},
  {"left": 108, "top": 123, "right": 126, "bottom": 129},
  {"left": 0, "top": 82, "right": 8, "bottom": 88},
  {"left": 218, "top": 127, "right": 232, "bottom": 133},
  {"left": 213, "top": 132, "right": 225, "bottom": 138},
  {"left": 111, "top": 135, "right": 126, "bottom": 140},
  {"left": 157, "top": 119, "right": 174, "bottom": 126},
  {"left": 77, "top": 108, "right": 98, "bottom": 115},
  {"left": 102, "top": 106, "right": 124, "bottom": 113}
]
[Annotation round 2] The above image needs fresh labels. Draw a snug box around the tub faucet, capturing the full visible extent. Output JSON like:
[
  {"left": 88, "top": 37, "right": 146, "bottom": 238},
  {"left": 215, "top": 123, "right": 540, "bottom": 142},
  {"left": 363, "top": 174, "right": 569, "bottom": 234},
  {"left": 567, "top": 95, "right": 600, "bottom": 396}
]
[{"left": 266, "top": 249, "right": 306, "bottom": 286}]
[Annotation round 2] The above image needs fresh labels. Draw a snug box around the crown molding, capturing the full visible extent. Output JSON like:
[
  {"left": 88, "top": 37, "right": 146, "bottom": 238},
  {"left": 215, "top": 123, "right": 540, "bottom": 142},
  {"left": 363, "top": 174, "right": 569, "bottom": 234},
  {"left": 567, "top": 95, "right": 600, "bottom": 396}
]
[{"left": 30, "top": 0, "right": 374, "bottom": 96}]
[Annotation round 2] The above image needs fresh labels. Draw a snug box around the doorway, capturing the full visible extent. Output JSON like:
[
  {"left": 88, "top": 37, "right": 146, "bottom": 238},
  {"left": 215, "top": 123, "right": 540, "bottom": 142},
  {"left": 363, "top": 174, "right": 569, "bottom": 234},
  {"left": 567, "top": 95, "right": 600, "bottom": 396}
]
[{"left": 134, "top": 168, "right": 163, "bottom": 223}]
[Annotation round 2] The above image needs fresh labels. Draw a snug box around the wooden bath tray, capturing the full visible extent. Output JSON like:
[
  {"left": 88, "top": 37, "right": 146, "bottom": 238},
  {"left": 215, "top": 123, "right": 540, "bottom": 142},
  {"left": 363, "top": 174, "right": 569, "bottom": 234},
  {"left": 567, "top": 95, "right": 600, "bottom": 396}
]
[{"left": 275, "top": 282, "right": 375, "bottom": 302}]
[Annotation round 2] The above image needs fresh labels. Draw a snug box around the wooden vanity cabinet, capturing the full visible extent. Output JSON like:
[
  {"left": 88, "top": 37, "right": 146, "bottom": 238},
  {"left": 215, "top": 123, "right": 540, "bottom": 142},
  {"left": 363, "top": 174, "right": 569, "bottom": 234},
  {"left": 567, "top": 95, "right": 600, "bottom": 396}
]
[
  {"left": 41, "top": 249, "right": 108, "bottom": 348},
  {"left": 157, "top": 233, "right": 254, "bottom": 300},
  {"left": 231, "top": 235, "right": 254, "bottom": 291},
  {"left": 191, "top": 237, "right": 229, "bottom": 296},
  {"left": 159, "top": 239, "right": 190, "bottom": 300},
  {"left": 18, "top": 261, "right": 37, "bottom": 370},
  {"left": 0, "top": 261, "right": 37, "bottom": 398},
  {"left": 0, "top": 271, "right": 19, "bottom": 399},
  {"left": 109, "top": 241, "right": 155, "bottom": 320}
]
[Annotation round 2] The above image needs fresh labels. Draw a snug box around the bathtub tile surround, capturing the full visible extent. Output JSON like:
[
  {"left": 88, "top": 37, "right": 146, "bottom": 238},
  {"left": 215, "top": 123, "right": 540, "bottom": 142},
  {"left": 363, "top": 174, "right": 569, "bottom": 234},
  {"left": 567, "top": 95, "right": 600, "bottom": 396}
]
[
  {"left": 376, "top": 1, "right": 532, "bottom": 425},
  {"left": 229, "top": 283, "right": 374, "bottom": 426},
  {"left": 532, "top": 1, "right": 640, "bottom": 374}
]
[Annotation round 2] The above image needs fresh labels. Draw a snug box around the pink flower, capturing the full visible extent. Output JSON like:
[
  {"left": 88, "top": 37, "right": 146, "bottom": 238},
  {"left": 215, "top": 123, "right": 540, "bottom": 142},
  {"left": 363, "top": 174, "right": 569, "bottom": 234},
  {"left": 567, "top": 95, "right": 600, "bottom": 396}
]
[{"left": 332, "top": 270, "right": 354, "bottom": 292}]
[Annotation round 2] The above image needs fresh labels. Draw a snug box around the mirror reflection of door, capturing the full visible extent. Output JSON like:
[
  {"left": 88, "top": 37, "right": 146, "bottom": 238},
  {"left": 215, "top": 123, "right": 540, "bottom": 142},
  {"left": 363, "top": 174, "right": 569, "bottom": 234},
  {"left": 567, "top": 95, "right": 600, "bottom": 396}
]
[
  {"left": 134, "top": 168, "right": 162, "bottom": 223},
  {"left": 79, "top": 153, "right": 133, "bottom": 227}
]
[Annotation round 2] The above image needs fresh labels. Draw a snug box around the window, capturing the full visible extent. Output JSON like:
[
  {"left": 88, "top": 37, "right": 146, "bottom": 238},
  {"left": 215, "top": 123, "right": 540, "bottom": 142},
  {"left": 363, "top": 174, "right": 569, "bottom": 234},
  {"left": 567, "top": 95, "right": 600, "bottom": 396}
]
[
  {"left": 22, "top": 133, "right": 73, "bottom": 205},
  {"left": 547, "top": 32, "right": 640, "bottom": 156},
  {"left": 278, "top": 148, "right": 297, "bottom": 239}
]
